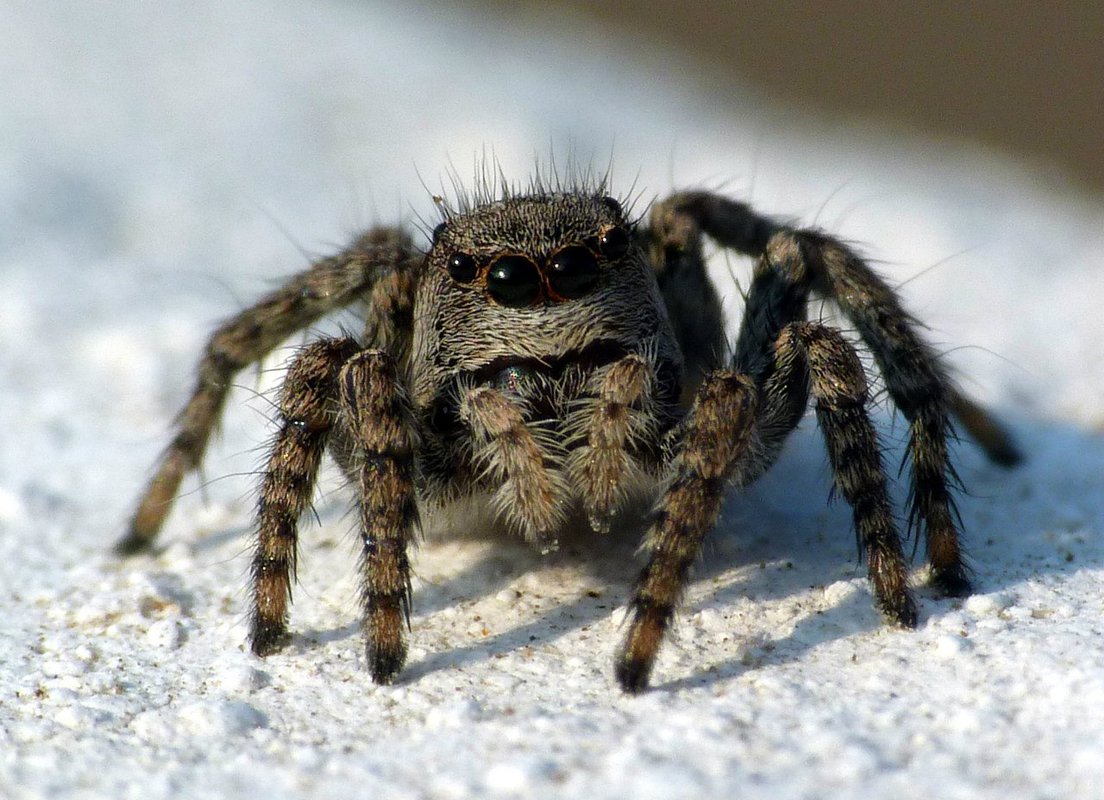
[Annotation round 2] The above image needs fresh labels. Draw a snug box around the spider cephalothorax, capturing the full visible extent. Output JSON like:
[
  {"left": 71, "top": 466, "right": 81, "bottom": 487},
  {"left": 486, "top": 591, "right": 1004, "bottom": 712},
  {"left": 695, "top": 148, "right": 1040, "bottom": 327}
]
[{"left": 120, "top": 175, "right": 1018, "bottom": 692}]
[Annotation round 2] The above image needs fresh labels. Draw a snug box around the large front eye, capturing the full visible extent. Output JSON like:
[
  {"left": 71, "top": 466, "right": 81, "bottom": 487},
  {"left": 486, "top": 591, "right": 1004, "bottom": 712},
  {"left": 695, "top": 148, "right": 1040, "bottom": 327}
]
[
  {"left": 487, "top": 255, "right": 542, "bottom": 307},
  {"left": 548, "top": 245, "right": 600, "bottom": 299},
  {"left": 447, "top": 252, "right": 477, "bottom": 283},
  {"left": 598, "top": 225, "right": 631, "bottom": 260}
]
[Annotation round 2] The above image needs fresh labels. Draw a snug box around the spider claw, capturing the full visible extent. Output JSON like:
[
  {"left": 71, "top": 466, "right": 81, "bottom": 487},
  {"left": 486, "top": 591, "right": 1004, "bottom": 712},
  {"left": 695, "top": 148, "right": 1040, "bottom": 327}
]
[
  {"left": 537, "top": 537, "right": 560, "bottom": 556},
  {"left": 878, "top": 592, "right": 919, "bottom": 629},
  {"left": 249, "top": 623, "right": 289, "bottom": 657},
  {"left": 587, "top": 511, "right": 613, "bottom": 535},
  {"left": 614, "top": 652, "right": 652, "bottom": 694},
  {"left": 929, "top": 568, "right": 973, "bottom": 599},
  {"left": 367, "top": 645, "right": 406, "bottom": 685},
  {"left": 113, "top": 529, "right": 155, "bottom": 556}
]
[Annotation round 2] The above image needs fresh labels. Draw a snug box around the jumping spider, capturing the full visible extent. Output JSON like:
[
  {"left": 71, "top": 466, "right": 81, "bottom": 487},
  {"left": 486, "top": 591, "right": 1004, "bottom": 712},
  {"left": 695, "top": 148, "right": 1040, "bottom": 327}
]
[{"left": 120, "top": 176, "right": 1019, "bottom": 692}]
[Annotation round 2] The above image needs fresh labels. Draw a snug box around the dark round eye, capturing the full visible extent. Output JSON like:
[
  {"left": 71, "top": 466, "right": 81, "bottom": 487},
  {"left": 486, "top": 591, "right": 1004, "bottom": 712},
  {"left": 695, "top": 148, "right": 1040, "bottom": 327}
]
[
  {"left": 598, "top": 225, "right": 631, "bottom": 260},
  {"left": 486, "top": 255, "right": 542, "bottom": 307},
  {"left": 447, "top": 252, "right": 477, "bottom": 283},
  {"left": 600, "top": 196, "right": 623, "bottom": 217},
  {"left": 431, "top": 221, "right": 448, "bottom": 244},
  {"left": 548, "top": 245, "right": 600, "bottom": 299}
]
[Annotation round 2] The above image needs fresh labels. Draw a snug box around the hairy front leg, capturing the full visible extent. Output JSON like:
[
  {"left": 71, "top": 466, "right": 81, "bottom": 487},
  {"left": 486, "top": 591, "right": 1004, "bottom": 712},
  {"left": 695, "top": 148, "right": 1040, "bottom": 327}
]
[
  {"left": 460, "top": 386, "right": 568, "bottom": 552},
  {"left": 338, "top": 350, "right": 419, "bottom": 684},
  {"left": 567, "top": 354, "right": 655, "bottom": 533},
  {"left": 250, "top": 338, "right": 360, "bottom": 655},
  {"left": 777, "top": 322, "right": 916, "bottom": 626},
  {"left": 617, "top": 371, "right": 758, "bottom": 693}
]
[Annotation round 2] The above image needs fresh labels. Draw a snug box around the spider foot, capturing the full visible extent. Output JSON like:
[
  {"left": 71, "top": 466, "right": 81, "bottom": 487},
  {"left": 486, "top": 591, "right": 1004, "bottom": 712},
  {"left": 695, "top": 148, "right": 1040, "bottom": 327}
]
[
  {"left": 615, "top": 602, "right": 669, "bottom": 694},
  {"left": 586, "top": 510, "right": 614, "bottom": 535},
  {"left": 113, "top": 528, "right": 156, "bottom": 556},
  {"left": 614, "top": 651, "right": 652, "bottom": 695},
  {"left": 877, "top": 591, "right": 919, "bottom": 629},
  {"left": 533, "top": 531, "right": 560, "bottom": 555},
  {"left": 367, "top": 643, "right": 407, "bottom": 685},
  {"left": 928, "top": 567, "right": 973, "bottom": 599},
  {"left": 249, "top": 622, "right": 290, "bottom": 657}
]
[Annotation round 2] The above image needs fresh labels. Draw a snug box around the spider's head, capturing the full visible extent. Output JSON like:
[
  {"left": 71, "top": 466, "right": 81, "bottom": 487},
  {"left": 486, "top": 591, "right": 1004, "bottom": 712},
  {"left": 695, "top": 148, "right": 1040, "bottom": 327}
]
[
  {"left": 427, "top": 192, "right": 633, "bottom": 310},
  {"left": 410, "top": 191, "right": 680, "bottom": 405}
]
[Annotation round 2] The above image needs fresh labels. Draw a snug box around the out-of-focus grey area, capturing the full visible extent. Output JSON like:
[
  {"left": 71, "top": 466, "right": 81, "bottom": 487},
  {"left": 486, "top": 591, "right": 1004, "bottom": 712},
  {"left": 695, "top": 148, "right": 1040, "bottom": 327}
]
[{"left": 490, "top": 0, "right": 1104, "bottom": 193}]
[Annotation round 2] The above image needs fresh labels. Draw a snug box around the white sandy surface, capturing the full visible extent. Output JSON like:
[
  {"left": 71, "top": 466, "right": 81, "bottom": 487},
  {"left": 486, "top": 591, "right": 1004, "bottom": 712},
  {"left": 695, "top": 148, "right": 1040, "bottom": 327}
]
[{"left": 3, "top": 2, "right": 1104, "bottom": 798}]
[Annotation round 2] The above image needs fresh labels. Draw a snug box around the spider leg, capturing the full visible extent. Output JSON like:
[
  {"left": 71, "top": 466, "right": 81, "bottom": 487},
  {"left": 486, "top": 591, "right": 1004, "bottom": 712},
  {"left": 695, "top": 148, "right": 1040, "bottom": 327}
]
[
  {"left": 656, "top": 191, "right": 1020, "bottom": 594},
  {"left": 656, "top": 191, "right": 1019, "bottom": 457},
  {"left": 776, "top": 322, "right": 916, "bottom": 625},
  {"left": 119, "top": 228, "right": 415, "bottom": 553},
  {"left": 460, "top": 386, "right": 569, "bottom": 551},
  {"left": 759, "top": 227, "right": 983, "bottom": 595},
  {"left": 616, "top": 321, "right": 914, "bottom": 692},
  {"left": 617, "top": 371, "right": 758, "bottom": 693},
  {"left": 644, "top": 200, "right": 728, "bottom": 399},
  {"left": 338, "top": 350, "right": 419, "bottom": 684},
  {"left": 567, "top": 354, "right": 655, "bottom": 533},
  {"left": 250, "top": 338, "right": 360, "bottom": 656}
]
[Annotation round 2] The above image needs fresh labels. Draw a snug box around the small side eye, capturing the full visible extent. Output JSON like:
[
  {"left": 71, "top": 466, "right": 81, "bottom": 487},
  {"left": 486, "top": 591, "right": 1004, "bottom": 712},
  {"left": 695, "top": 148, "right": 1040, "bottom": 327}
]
[
  {"left": 598, "top": 225, "right": 631, "bottom": 260},
  {"left": 548, "top": 245, "right": 600, "bottom": 299},
  {"left": 600, "top": 196, "right": 624, "bottom": 217},
  {"left": 447, "top": 252, "right": 478, "bottom": 283},
  {"left": 486, "top": 255, "right": 542, "bottom": 307},
  {"left": 431, "top": 221, "right": 448, "bottom": 244}
]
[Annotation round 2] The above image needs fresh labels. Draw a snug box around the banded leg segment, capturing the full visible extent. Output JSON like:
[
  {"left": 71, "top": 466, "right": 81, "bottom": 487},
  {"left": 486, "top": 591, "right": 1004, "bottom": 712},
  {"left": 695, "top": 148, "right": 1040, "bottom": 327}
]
[
  {"left": 120, "top": 228, "right": 415, "bottom": 553},
  {"left": 645, "top": 198, "right": 728, "bottom": 397},
  {"left": 338, "top": 351, "right": 419, "bottom": 684},
  {"left": 779, "top": 323, "right": 915, "bottom": 625},
  {"left": 250, "top": 338, "right": 360, "bottom": 656},
  {"left": 657, "top": 191, "right": 1019, "bottom": 593},
  {"left": 461, "top": 387, "right": 567, "bottom": 550},
  {"left": 657, "top": 190, "right": 1018, "bottom": 458},
  {"left": 792, "top": 230, "right": 980, "bottom": 593},
  {"left": 617, "top": 371, "right": 758, "bottom": 693},
  {"left": 570, "top": 354, "right": 654, "bottom": 533}
]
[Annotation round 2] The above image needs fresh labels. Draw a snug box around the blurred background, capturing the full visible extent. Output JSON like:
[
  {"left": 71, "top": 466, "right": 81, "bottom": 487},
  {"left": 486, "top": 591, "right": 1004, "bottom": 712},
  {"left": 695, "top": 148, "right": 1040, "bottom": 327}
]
[
  {"left": 485, "top": 0, "right": 1104, "bottom": 194},
  {"left": 6, "top": 0, "right": 1100, "bottom": 450}
]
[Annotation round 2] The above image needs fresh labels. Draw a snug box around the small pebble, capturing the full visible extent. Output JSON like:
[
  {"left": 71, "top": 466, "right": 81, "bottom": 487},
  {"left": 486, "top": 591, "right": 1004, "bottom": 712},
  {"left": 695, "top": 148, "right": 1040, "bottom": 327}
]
[
  {"left": 177, "top": 700, "right": 268, "bottom": 738},
  {"left": 693, "top": 607, "right": 726, "bottom": 632},
  {"left": 426, "top": 698, "right": 482, "bottom": 730},
  {"left": 0, "top": 485, "right": 25, "bottom": 522},
  {"left": 41, "top": 658, "right": 90, "bottom": 678},
  {"left": 213, "top": 664, "right": 270, "bottom": 694},
  {"left": 933, "top": 634, "right": 972, "bottom": 659},
  {"left": 964, "top": 592, "right": 1011, "bottom": 617},
  {"left": 484, "top": 761, "right": 530, "bottom": 794},
  {"left": 146, "top": 618, "right": 186, "bottom": 649},
  {"left": 822, "top": 580, "right": 857, "bottom": 605}
]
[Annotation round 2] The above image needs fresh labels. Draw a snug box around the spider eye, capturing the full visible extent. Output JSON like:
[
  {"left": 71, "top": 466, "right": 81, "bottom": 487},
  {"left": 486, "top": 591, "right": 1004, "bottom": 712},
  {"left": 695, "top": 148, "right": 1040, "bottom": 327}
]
[
  {"left": 447, "top": 252, "right": 478, "bottom": 283},
  {"left": 431, "top": 221, "right": 449, "bottom": 244},
  {"left": 600, "top": 196, "right": 624, "bottom": 217},
  {"left": 487, "top": 255, "right": 542, "bottom": 307},
  {"left": 548, "top": 245, "right": 600, "bottom": 299},
  {"left": 598, "top": 225, "right": 631, "bottom": 261}
]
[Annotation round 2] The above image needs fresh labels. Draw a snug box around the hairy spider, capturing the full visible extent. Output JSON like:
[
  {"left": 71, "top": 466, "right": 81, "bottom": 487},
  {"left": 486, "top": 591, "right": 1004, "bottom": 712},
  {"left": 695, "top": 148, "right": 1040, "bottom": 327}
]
[{"left": 120, "top": 174, "right": 1019, "bottom": 692}]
